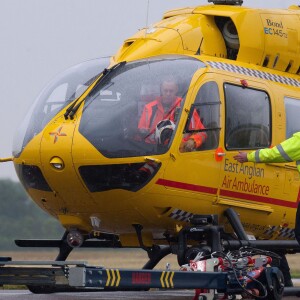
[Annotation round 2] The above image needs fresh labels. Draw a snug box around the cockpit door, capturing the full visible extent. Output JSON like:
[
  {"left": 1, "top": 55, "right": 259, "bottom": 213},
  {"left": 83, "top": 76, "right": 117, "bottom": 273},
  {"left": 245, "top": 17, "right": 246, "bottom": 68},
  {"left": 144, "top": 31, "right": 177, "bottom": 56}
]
[{"left": 161, "top": 77, "right": 223, "bottom": 213}]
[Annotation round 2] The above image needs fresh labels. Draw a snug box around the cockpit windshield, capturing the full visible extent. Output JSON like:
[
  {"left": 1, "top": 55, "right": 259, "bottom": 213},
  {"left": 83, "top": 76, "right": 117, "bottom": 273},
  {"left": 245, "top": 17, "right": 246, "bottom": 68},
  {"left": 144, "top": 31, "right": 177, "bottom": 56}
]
[
  {"left": 79, "top": 55, "right": 205, "bottom": 158},
  {"left": 13, "top": 57, "right": 109, "bottom": 157}
]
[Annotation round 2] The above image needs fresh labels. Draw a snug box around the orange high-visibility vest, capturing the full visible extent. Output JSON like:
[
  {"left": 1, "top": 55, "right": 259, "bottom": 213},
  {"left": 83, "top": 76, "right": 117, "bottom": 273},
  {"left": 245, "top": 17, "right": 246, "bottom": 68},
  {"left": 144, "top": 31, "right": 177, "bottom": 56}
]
[{"left": 138, "top": 97, "right": 207, "bottom": 147}]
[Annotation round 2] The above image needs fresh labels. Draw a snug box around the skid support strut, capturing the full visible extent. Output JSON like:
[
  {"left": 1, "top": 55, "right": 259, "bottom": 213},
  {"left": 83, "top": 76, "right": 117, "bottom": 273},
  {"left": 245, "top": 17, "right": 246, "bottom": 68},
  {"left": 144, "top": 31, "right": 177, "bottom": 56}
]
[
  {"left": 55, "top": 231, "right": 74, "bottom": 261},
  {"left": 133, "top": 224, "right": 171, "bottom": 270}
]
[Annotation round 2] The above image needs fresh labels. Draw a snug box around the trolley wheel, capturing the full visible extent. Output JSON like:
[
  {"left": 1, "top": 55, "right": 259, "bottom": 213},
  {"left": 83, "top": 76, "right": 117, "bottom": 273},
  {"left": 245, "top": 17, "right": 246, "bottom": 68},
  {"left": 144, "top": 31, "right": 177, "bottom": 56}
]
[
  {"left": 261, "top": 267, "right": 284, "bottom": 300},
  {"left": 267, "top": 273, "right": 284, "bottom": 300}
]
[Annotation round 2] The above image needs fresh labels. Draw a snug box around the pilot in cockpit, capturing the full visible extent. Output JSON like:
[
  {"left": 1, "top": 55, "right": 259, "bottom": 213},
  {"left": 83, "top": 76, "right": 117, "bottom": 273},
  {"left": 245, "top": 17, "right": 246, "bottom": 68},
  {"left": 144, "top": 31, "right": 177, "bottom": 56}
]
[{"left": 138, "top": 76, "right": 207, "bottom": 152}]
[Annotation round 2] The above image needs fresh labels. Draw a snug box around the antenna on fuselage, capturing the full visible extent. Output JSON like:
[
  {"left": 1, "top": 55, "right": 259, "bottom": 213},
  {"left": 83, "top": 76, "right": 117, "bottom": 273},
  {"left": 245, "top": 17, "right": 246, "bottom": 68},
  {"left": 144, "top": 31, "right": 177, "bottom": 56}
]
[
  {"left": 208, "top": 0, "right": 243, "bottom": 5},
  {"left": 145, "top": 0, "right": 150, "bottom": 37}
]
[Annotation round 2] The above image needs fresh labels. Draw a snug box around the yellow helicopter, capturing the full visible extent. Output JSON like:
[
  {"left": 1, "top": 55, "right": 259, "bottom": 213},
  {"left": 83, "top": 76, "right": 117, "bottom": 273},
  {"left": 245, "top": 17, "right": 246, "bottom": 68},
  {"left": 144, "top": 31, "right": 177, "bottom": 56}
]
[{"left": 2, "top": 0, "right": 300, "bottom": 290}]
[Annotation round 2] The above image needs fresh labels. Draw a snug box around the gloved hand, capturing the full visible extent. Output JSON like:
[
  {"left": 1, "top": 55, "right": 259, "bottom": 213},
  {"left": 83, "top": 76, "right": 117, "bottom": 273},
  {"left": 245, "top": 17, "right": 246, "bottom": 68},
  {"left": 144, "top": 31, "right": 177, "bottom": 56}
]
[{"left": 182, "top": 139, "right": 196, "bottom": 152}]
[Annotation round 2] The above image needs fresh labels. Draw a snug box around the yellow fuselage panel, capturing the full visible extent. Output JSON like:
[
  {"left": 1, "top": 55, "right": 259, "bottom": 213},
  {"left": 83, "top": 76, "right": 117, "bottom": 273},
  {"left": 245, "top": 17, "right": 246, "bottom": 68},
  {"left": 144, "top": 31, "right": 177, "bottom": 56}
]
[
  {"left": 114, "top": 5, "right": 300, "bottom": 75},
  {"left": 113, "top": 14, "right": 227, "bottom": 63}
]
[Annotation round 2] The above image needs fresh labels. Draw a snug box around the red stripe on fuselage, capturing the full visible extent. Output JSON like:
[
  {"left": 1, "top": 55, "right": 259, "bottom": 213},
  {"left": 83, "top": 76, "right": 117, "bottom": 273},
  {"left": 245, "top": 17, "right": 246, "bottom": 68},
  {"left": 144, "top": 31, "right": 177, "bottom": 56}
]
[
  {"left": 156, "top": 178, "right": 298, "bottom": 208},
  {"left": 156, "top": 179, "right": 218, "bottom": 195}
]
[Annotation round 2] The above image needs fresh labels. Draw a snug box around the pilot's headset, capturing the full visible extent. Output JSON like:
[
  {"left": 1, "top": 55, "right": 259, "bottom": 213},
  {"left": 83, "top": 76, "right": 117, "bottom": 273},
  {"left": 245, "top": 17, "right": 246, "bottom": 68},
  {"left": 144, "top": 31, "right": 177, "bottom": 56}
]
[{"left": 155, "top": 120, "right": 176, "bottom": 145}]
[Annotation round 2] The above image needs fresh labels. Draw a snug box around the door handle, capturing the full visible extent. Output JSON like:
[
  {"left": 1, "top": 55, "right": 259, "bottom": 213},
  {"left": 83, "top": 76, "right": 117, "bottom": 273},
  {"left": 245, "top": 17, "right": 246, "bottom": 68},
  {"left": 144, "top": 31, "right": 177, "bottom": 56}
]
[{"left": 217, "top": 153, "right": 226, "bottom": 157}]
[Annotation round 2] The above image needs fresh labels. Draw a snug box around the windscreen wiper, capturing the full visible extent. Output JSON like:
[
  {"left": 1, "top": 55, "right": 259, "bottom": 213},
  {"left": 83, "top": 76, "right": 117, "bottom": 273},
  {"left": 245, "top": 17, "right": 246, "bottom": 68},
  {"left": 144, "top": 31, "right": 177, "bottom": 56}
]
[
  {"left": 64, "top": 61, "right": 126, "bottom": 120},
  {"left": 64, "top": 98, "right": 81, "bottom": 120}
]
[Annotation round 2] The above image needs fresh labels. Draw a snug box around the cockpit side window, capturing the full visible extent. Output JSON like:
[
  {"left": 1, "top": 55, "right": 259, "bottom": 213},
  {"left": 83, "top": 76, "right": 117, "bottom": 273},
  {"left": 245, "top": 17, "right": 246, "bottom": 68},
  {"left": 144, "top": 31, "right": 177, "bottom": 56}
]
[
  {"left": 182, "top": 81, "right": 221, "bottom": 151},
  {"left": 284, "top": 97, "right": 300, "bottom": 139},
  {"left": 225, "top": 84, "right": 271, "bottom": 150}
]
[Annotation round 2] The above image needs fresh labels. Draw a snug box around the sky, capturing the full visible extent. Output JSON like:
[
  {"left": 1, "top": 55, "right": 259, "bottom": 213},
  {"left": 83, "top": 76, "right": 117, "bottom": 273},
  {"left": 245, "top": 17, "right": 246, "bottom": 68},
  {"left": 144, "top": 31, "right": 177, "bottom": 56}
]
[{"left": 0, "top": 0, "right": 298, "bottom": 180}]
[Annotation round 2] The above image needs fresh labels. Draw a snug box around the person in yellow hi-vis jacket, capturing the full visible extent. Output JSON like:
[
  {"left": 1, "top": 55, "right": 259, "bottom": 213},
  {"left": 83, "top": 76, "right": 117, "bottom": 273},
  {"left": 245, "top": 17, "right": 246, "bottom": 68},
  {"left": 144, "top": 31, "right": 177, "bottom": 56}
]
[
  {"left": 233, "top": 131, "right": 300, "bottom": 287},
  {"left": 233, "top": 132, "right": 300, "bottom": 171}
]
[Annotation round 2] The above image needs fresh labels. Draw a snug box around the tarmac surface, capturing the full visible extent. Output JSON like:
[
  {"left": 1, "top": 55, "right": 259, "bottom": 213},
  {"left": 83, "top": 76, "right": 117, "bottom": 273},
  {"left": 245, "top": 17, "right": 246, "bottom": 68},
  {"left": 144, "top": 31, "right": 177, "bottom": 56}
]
[
  {"left": 0, "top": 290, "right": 299, "bottom": 300},
  {"left": 0, "top": 290, "right": 194, "bottom": 300}
]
